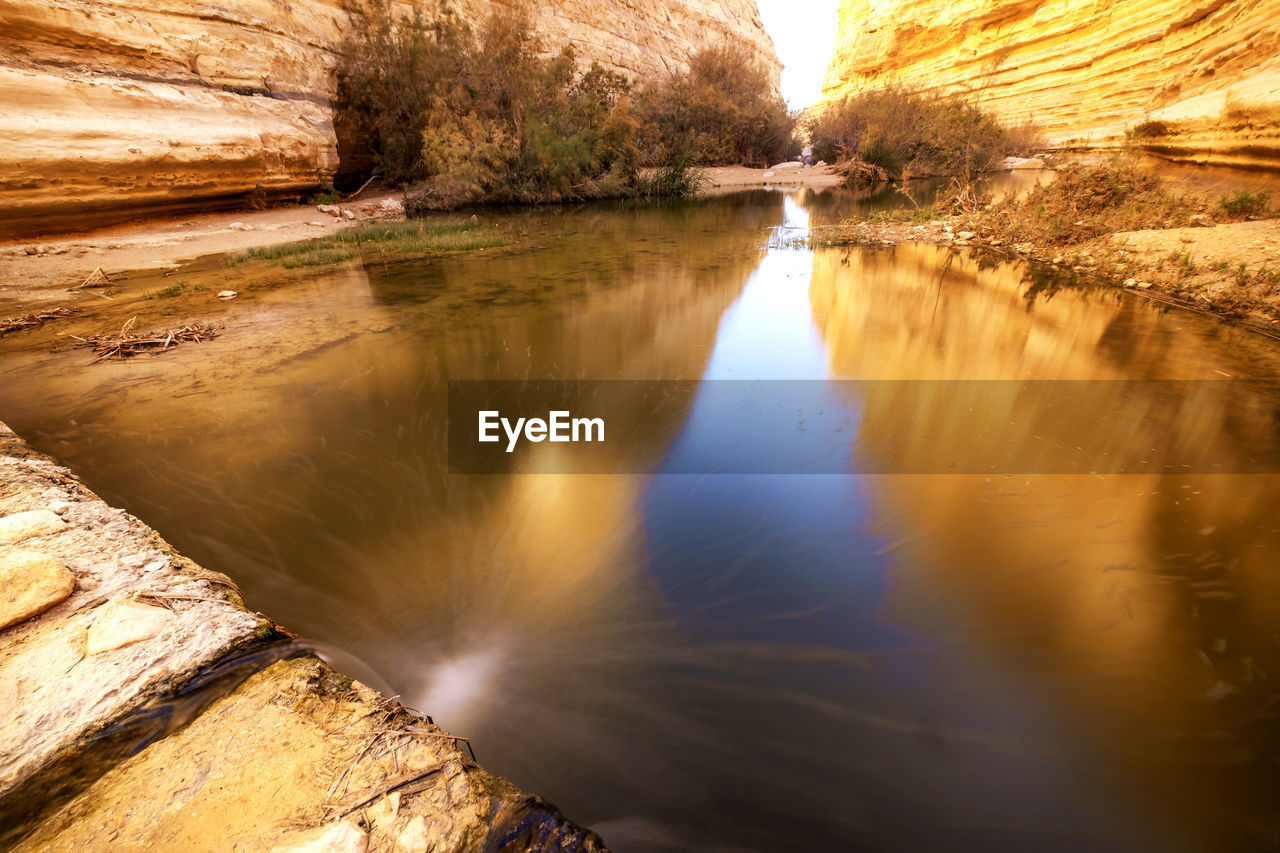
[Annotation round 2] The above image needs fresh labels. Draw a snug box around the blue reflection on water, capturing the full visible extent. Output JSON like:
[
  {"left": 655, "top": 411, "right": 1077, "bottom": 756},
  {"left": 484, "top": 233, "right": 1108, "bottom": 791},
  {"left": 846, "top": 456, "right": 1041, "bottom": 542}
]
[{"left": 641, "top": 197, "right": 905, "bottom": 653}]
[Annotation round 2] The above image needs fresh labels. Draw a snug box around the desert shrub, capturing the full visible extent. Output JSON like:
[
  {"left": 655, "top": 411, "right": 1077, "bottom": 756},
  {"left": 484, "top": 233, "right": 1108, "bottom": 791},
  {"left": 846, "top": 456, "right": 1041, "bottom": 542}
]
[
  {"left": 808, "top": 86, "right": 1034, "bottom": 182},
  {"left": 338, "top": 1, "right": 696, "bottom": 209},
  {"left": 1002, "top": 118, "right": 1047, "bottom": 157},
  {"left": 1219, "top": 190, "right": 1271, "bottom": 219},
  {"left": 335, "top": 1, "right": 473, "bottom": 185},
  {"left": 632, "top": 41, "right": 798, "bottom": 168},
  {"left": 954, "top": 157, "right": 1210, "bottom": 245}
]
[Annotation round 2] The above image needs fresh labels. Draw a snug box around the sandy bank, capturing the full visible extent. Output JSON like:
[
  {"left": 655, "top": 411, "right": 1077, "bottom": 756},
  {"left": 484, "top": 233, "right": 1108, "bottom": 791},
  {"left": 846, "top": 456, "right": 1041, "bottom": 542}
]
[
  {"left": 703, "top": 164, "right": 844, "bottom": 193},
  {"left": 812, "top": 215, "right": 1280, "bottom": 335},
  {"left": 0, "top": 168, "right": 847, "bottom": 304},
  {"left": 0, "top": 192, "right": 402, "bottom": 303}
]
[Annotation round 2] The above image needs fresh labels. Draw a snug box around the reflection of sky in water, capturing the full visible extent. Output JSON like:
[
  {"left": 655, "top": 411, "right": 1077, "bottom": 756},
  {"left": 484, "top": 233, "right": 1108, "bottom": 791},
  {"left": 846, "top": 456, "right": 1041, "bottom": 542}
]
[
  {"left": 643, "top": 197, "right": 901, "bottom": 652},
  {"left": 639, "top": 195, "right": 1154, "bottom": 851}
]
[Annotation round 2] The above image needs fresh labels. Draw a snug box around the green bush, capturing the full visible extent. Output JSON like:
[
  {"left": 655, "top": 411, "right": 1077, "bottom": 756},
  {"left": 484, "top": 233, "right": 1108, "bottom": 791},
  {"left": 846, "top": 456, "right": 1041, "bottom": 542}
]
[
  {"left": 808, "top": 86, "right": 1034, "bottom": 182},
  {"left": 632, "top": 41, "right": 799, "bottom": 168},
  {"left": 1219, "top": 190, "right": 1271, "bottom": 219}
]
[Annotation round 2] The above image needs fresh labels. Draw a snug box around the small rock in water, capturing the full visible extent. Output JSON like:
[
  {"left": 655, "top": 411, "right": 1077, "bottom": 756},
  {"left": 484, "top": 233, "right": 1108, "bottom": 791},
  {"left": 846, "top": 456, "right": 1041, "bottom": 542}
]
[
  {"left": 0, "top": 550, "right": 75, "bottom": 629},
  {"left": 86, "top": 599, "right": 175, "bottom": 654},
  {"left": 217, "top": 290, "right": 237, "bottom": 299},
  {"left": 342, "top": 209, "right": 356, "bottom": 220},
  {"left": 0, "top": 509, "right": 68, "bottom": 544}
]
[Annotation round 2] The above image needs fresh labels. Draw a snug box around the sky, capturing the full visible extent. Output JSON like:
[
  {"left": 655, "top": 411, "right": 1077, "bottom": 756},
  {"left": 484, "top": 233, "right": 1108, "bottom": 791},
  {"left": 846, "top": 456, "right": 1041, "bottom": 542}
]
[{"left": 755, "top": 0, "right": 841, "bottom": 109}]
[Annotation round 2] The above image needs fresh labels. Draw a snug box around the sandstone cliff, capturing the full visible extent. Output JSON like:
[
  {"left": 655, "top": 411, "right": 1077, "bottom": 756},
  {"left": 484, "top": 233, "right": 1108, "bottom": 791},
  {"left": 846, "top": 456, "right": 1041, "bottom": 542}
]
[
  {"left": 0, "top": 0, "right": 778, "bottom": 237},
  {"left": 821, "top": 0, "right": 1280, "bottom": 170}
]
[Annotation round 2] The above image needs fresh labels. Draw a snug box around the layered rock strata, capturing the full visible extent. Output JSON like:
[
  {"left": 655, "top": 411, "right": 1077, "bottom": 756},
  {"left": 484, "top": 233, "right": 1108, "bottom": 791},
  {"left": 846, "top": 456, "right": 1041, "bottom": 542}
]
[
  {"left": 0, "top": 0, "right": 779, "bottom": 237},
  {"left": 821, "top": 0, "right": 1280, "bottom": 169}
]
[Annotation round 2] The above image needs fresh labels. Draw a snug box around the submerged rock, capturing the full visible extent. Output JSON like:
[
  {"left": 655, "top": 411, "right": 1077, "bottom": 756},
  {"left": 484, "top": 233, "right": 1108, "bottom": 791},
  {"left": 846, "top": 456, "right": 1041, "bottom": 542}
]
[
  {"left": 0, "top": 509, "right": 67, "bottom": 544},
  {"left": 0, "top": 551, "right": 75, "bottom": 630}
]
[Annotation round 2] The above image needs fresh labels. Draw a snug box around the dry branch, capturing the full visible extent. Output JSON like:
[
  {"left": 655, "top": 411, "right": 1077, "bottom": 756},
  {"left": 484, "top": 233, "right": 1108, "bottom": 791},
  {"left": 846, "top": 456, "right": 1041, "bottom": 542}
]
[{"left": 76, "top": 267, "right": 112, "bottom": 289}]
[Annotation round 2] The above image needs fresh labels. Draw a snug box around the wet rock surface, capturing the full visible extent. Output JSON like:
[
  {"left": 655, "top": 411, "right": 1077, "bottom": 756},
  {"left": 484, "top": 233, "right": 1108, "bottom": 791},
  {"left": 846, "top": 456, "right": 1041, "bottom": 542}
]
[
  {"left": 0, "top": 420, "right": 605, "bottom": 851},
  {"left": 12, "top": 657, "right": 607, "bottom": 853}
]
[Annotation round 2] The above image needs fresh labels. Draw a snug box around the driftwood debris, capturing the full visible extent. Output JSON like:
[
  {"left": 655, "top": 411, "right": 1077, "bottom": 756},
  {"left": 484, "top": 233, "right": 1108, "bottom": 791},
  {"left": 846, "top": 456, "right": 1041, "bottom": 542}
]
[
  {"left": 71, "top": 316, "right": 221, "bottom": 362},
  {"left": 76, "top": 267, "right": 112, "bottom": 289},
  {"left": 0, "top": 308, "right": 79, "bottom": 338}
]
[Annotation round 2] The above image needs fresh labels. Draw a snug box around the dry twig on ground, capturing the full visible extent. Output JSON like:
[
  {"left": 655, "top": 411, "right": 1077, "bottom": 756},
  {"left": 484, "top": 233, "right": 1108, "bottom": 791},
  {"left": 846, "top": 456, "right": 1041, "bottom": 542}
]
[
  {"left": 76, "top": 267, "right": 112, "bottom": 289},
  {"left": 0, "top": 307, "right": 79, "bottom": 337}
]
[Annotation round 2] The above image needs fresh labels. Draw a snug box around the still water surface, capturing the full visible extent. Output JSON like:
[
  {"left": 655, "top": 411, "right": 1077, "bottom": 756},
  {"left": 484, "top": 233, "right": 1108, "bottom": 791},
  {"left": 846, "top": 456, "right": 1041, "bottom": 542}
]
[{"left": 2, "top": 190, "right": 1280, "bottom": 851}]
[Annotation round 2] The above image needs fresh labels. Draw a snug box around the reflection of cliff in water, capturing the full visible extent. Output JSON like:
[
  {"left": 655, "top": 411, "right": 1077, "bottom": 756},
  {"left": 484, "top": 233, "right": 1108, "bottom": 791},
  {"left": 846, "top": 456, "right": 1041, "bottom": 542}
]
[
  {"left": 0, "top": 191, "right": 784, "bottom": 685},
  {"left": 809, "top": 242, "right": 1280, "bottom": 849}
]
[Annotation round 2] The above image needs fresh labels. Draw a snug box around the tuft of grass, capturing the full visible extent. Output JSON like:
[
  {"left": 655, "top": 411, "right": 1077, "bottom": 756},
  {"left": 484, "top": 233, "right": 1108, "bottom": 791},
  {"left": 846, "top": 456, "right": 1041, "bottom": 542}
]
[
  {"left": 310, "top": 186, "right": 344, "bottom": 205},
  {"left": 633, "top": 158, "right": 707, "bottom": 199},
  {"left": 226, "top": 219, "right": 507, "bottom": 268},
  {"left": 140, "top": 280, "right": 190, "bottom": 300}
]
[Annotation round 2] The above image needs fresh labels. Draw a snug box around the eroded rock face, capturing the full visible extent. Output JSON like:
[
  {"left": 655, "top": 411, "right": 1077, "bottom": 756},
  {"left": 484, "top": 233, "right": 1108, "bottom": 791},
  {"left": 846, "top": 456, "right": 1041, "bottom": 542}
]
[
  {"left": 0, "top": 0, "right": 779, "bottom": 237},
  {"left": 821, "top": 0, "right": 1280, "bottom": 169}
]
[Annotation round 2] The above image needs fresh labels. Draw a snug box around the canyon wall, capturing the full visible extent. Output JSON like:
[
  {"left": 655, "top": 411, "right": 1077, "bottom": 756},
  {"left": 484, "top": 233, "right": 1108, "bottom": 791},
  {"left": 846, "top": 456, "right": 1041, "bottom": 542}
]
[
  {"left": 0, "top": 0, "right": 779, "bottom": 237},
  {"left": 821, "top": 0, "right": 1280, "bottom": 169}
]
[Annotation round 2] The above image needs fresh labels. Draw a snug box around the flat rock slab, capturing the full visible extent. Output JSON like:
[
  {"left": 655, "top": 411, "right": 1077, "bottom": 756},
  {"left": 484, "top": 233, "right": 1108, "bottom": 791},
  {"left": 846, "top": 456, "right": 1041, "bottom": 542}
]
[
  {"left": 0, "top": 550, "right": 74, "bottom": 629},
  {"left": 13, "top": 657, "right": 607, "bottom": 853},
  {"left": 0, "top": 422, "right": 270, "bottom": 832},
  {"left": 0, "top": 509, "right": 67, "bottom": 543},
  {"left": 85, "top": 599, "right": 176, "bottom": 655}
]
